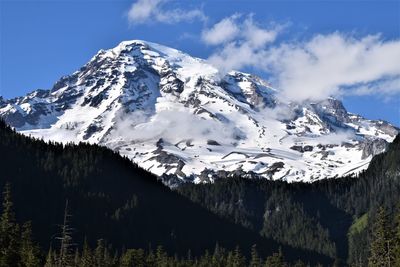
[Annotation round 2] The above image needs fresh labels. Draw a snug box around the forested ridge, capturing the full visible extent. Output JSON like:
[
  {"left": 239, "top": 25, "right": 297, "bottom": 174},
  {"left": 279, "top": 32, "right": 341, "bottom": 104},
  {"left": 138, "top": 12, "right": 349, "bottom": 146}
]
[
  {"left": 0, "top": 120, "right": 330, "bottom": 266},
  {"left": 179, "top": 135, "right": 400, "bottom": 266},
  {"left": 0, "top": 119, "right": 399, "bottom": 266}
]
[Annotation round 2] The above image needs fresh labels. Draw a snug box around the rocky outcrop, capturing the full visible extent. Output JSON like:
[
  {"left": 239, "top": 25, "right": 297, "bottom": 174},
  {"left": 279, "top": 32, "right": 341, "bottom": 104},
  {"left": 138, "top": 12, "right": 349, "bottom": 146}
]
[{"left": 361, "top": 139, "right": 388, "bottom": 159}]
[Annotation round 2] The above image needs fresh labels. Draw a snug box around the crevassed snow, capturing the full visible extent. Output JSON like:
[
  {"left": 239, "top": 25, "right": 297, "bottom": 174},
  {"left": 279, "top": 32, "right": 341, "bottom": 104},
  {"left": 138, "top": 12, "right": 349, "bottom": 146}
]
[{"left": 2, "top": 40, "right": 398, "bottom": 184}]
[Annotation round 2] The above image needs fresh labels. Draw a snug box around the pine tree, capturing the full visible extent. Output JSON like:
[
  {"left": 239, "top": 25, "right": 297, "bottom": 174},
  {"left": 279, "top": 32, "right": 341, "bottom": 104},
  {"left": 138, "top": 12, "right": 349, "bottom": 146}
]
[
  {"left": 155, "top": 245, "right": 168, "bottom": 267},
  {"left": 146, "top": 248, "right": 156, "bottom": 267},
  {"left": 80, "top": 238, "right": 93, "bottom": 267},
  {"left": 368, "top": 207, "right": 394, "bottom": 267},
  {"left": 0, "top": 183, "right": 20, "bottom": 267},
  {"left": 121, "top": 249, "right": 145, "bottom": 267},
  {"left": 232, "top": 246, "right": 246, "bottom": 267},
  {"left": 212, "top": 243, "right": 224, "bottom": 267},
  {"left": 94, "top": 239, "right": 105, "bottom": 267},
  {"left": 19, "top": 221, "right": 41, "bottom": 267},
  {"left": 393, "top": 205, "right": 400, "bottom": 267},
  {"left": 264, "top": 249, "right": 286, "bottom": 267},
  {"left": 249, "top": 245, "right": 262, "bottom": 267},
  {"left": 44, "top": 246, "right": 56, "bottom": 267},
  {"left": 73, "top": 249, "right": 80, "bottom": 267}
]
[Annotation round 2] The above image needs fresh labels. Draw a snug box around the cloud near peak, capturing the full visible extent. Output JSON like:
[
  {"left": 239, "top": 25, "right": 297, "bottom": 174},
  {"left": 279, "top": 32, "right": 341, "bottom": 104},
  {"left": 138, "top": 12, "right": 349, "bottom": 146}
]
[
  {"left": 202, "top": 16, "right": 400, "bottom": 102},
  {"left": 126, "top": 1, "right": 400, "bottom": 103},
  {"left": 128, "top": 0, "right": 206, "bottom": 25},
  {"left": 265, "top": 33, "right": 400, "bottom": 102}
]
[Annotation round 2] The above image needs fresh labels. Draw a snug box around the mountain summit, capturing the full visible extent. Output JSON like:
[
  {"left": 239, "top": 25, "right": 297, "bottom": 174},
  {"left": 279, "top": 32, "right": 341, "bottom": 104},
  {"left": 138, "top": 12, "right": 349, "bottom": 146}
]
[{"left": 0, "top": 40, "right": 398, "bottom": 184}]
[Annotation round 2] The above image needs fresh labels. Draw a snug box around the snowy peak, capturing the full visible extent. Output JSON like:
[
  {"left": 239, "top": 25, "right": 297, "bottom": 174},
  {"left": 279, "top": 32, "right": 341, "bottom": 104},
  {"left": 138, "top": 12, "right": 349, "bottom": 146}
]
[{"left": 0, "top": 40, "right": 398, "bottom": 185}]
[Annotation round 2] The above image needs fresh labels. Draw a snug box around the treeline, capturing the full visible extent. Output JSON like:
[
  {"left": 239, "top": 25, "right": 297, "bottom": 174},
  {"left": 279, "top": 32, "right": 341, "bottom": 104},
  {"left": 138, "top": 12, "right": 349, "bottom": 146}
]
[
  {"left": 1, "top": 117, "right": 399, "bottom": 265},
  {"left": 0, "top": 184, "right": 311, "bottom": 267},
  {"left": 178, "top": 135, "right": 400, "bottom": 266},
  {"left": 0, "top": 120, "right": 329, "bottom": 265},
  {"left": 2, "top": 181, "right": 400, "bottom": 267}
]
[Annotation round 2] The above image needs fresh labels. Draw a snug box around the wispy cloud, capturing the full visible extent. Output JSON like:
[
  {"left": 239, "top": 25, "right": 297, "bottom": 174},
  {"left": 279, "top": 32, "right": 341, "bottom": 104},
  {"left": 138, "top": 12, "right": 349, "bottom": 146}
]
[
  {"left": 125, "top": 1, "right": 400, "bottom": 103},
  {"left": 265, "top": 33, "right": 400, "bottom": 102},
  {"left": 201, "top": 14, "right": 241, "bottom": 45},
  {"left": 203, "top": 15, "right": 282, "bottom": 74},
  {"left": 127, "top": 0, "right": 206, "bottom": 25},
  {"left": 351, "top": 77, "right": 400, "bottom": 100},
  {"left": 203, "top": 15, "right": 400, "bottom": 102},
  {"left": 111, "top": 109, "right": 245, "bottom": 145}
]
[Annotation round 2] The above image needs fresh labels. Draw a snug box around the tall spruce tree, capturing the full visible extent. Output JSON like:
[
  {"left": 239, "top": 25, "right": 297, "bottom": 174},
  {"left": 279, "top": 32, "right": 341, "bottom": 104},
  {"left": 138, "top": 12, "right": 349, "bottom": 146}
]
[
  {"left": 0, "top": 183, "right": 20, "bottom": 266},
  {"left": 368, "top": 207, "right": 394, "bottom": 267},
  {"left": 393, "top": 205, "right": 400, "bottom": 267},
  {"left": 19, "top": 221, "right": 41, "bottom": 267},
  {"left": 80, "top": 238, "right": 94, "bottom": 267},
  {"left": 250, "top": 244, "right": 262, "bottom": 267},
  {"left": 232, "top": 246, "right": 246, "bottom": 267},
  {"left": 44, "top": 246, "right": 56, "bottom": 267},
  {"left": 264, "top": 249, "right": 286, "bottom": 267}
]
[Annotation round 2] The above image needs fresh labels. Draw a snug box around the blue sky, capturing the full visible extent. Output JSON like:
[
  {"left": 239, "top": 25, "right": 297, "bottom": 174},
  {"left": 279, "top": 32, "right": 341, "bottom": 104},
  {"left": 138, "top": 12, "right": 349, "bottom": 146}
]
[{"left": 1, "top": 0, "right": 399, "bottom": 125}]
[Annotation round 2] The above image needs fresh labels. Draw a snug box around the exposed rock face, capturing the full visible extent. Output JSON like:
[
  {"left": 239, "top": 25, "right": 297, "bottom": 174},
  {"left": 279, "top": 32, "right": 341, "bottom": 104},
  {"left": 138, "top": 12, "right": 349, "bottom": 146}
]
[
  {"left": 361, "top": 139, "right": 388, "bottom": 159},
  {"left": 0, "top": 40, "right": 398, "bottom": 185}
]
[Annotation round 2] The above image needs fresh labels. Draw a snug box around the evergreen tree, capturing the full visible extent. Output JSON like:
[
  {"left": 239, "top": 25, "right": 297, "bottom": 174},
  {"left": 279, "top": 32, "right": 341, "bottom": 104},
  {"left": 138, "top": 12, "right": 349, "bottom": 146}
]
[
  {"left": 155, "top": 245, "right": 168, "bottom": 267},
  {"left": 264, "top": 249, "right": 286, "bottom": 267},
  {"left": 80, "top": 238, "right": 94, "bottom": 267},
  {"left": 73, "top": 249, "right": 80, "bottom": 267},
  {"left": 368, "top": 207, "right": 394, "bottom": 267},
  {"left": 19, "top": 221, "right": 41, "bottom": 267},
  {"left": 249, "top": 245, "right": 262, "bottom": 267},
  {"left": 393, "top": 205, "right": 400, "bottom": 267},
  {"left": 146, "top": 248, "right": 156, "bottom": 267},
  {"left": 94, "top": 239, "right": 105, "bottom": 267},
  {"left": 232, "top": 246, "right": 246, "bottom": 267},
  {"left": 120, "top": 249, "right": 145, "bottom": 267},
  {"left": 212, "top": 243, "right": 225, "bottom": 267},
  {"left": 0, "top": 183, "right": 20, "bottom": 267},
  {"left": 44, "top": 246, "right": 56, "bottom": 267}
]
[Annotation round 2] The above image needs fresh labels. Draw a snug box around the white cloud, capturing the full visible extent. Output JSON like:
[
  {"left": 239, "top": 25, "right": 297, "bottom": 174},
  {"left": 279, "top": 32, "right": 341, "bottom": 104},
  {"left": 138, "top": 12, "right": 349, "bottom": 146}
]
[
  {"left": 243, "top": 16, "right": 279, "bottom": 48},
  {"left": 127, "top": 3, "right": 400, "bottom": 103},
  {"left": 127, "top": 0, "right": 206, "bottom": 25},
  {"left": 204, "top": 15, "right": 281, "bottom": 74},
  {"left": 111, "top": 109, "right": 245, "bottom": 145},
  {"left": 265, "top": 33, "right": 400, "bottom": 102},
  {"left": 204, "top": 15, "right": 400, "bottom": 102},
  {"left": 128, "top": 0, "right": 162, "bottom": 23},
  {"left": 350, "top": 78, "right": 400, "bottom": 97},
  {"left": 201, "top": 14, "right": 240, "bottom": 45}
]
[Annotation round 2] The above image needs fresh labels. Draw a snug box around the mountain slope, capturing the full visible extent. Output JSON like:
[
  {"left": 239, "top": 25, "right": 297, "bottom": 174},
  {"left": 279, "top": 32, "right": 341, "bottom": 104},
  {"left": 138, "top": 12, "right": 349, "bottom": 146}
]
[
  {"left": 0, "top": 120, "right": 332, "bottom": 264},
  {"left": 178, "top": 134, "right": 400, "bottom": 265},
  {"left": 0, "top": 40, "right": 398, "bottom": 184}
]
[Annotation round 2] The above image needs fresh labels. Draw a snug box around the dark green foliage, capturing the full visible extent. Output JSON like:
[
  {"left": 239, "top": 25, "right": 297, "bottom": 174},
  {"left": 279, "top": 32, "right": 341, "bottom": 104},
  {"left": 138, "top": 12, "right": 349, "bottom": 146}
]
[
  {"left": 19, "top": 221, "right": 41, "bottom": 267},
  {"left": 0, "top": 184, "right": 41, "bottom": 267},
  {"left": 264, "top": 249, "right": 287, "bottom": 267},
  {"left": 368, "top": 207, "right": 394, "bottom": 267},
  {"left": 0, "top": 120, "right": 327, "bottom": 265},
  {"left": 1, "top": 118, "right": 399, "bottom": 266},
  {"left": 394, "top": 205, "right": 400, "bottom": 267},
  {"left": 44, "top": 246, "right": 56, "bottom": 267},
  {"left": 0, "top": 183, "right": 20, "bottom": 266},
  {"left": 179, "top": 134, "right": 400, "bottom": 266},
  {"left": 179, "top": 177, "right": 348, "bottom": 259},
  {"left": 249, "top": 245, "right": 262, "bottom": 267},
  {"left": 0, "top": 179, "right": 314, "bottom": 267}
]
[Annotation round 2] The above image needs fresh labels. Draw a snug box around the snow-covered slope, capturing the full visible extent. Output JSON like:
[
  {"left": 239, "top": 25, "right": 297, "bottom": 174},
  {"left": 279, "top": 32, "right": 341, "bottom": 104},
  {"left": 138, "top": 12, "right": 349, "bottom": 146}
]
[{"left": 1, "top": 40, "right": 398, "bottom": 185}]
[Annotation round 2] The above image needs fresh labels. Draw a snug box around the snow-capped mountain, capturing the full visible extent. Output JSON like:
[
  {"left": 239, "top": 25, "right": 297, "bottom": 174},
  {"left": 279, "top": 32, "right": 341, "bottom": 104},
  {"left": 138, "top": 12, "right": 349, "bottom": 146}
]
[{"left": 0, "top": 40, "right": 398, "bottom": 185}]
